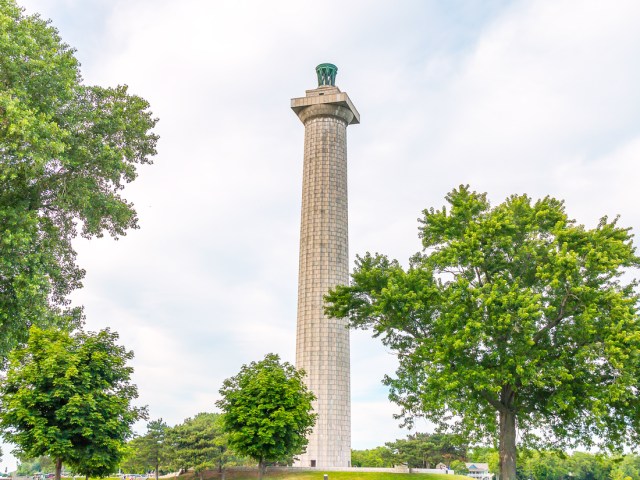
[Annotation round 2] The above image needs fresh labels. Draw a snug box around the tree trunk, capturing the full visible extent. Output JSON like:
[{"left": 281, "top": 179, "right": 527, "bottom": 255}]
[
  {"left": 155, "top": 459, "right": 159, "bottom": 480},
  {"left": 258, "top": 459, "right": 266, "bottom": 480},
  {"left": 499, "top": 408, "right": 517, "bottom": 480},
  {"left": 55, "top": 459, "right": 63, "bottom": 480}
]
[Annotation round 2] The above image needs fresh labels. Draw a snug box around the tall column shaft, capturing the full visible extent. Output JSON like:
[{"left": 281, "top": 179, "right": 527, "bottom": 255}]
[{"left": 292, "top": 82, "right": 359, "bottom": 468}]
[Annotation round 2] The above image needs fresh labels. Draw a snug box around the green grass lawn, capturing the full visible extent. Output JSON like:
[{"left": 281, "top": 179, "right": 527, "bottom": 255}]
[
  {"left": 260, "top": 472, "right": 471, "bottom": 480},
  {"left": 158, "top": 470, "right": 472, "bottom": 480}
]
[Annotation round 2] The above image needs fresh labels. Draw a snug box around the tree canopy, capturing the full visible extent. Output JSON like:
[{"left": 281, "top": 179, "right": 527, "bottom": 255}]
[
  {"left": 216, "top": 354, "right": 316, "bottom": 479},
  {"left": 385, "top": 432, "right": 467, "bottom": 469},
  {"left": 0, "top": 0, "right": 158, "bottom": 363},
  {"left": 350, "top": 447, "right": 394, "bottom": 468},
  {"left": 166, "top": 413, "right": 231, "bottom": 480},
  {"left": 121, "top": 419, "right": 169, "bottom": 480},
  {"left": 326, "top": 186, "right": 640, "bottom": 480},
  {"left": 0, "top": 327, "right": 146, "bottom": 480},
  {"left": 120, "top": 436, "right": 153, "bottom": 475},
  {"left": 351, "top": 432, "right": 467, "bottom": 469}
]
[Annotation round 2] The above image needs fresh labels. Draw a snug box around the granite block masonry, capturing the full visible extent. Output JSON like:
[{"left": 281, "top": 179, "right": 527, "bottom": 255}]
[{"left": 291, "top": 64, "right": 360, "bottom": 468}]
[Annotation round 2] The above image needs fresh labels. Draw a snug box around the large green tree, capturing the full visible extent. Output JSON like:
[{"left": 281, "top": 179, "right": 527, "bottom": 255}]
[
  {"left": 216, "top": 354, "right": 316, "bottom": 480},
  {"left": 0, "top": 0, "right": 158, "bottom": 363},
  {"left": 326, "top": 186, "right": 640, "bottom": 480},
  {"left": 166, "top": 413, "right": 231, "bottom": 480},
  {"left": 0, "top": 326, "right": 146, "bottom": 480}
]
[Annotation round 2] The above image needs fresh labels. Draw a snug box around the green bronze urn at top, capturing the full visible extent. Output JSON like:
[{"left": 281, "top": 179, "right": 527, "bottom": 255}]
[{"left": 316, "top": 63, "right": 338, "bottom": 86}]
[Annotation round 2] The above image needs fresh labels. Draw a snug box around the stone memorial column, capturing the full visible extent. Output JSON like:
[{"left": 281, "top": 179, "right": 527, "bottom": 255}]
[{"left": 291, "top": 64, "right": 360, "bottom": 468}]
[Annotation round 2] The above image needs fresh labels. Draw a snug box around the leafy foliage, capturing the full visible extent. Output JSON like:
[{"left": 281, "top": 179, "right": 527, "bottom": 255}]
[
  {"left": 0, "top": 326, "right": 146, "bottom": 479},
  {"left": 216, "top": 354, "right": 316, "bottom": 478},
  {"left": 166, "top": 413, "right": 233, "bottom": 480},
  {"left": 14, "top": 456, "right": 54, "bottom": 476},
  {"left": 468, "top": 446, "right": 499, "bottom": 475},
  {"left": 385, "top": 433, "right": 467, "bottom": 469},
  {"left": 120, "top": 436, "right": 153, "bottom": 475},
  {"left": 515, "top": 450, "right": 616, "bottom": 480},
  {"left": 0, "top": 0, "right": 158, "bottom": 363},
  {"left": 326, "top": 186, "right": 640, "bottom": 480},
  {"left": 448, "top": 460, "right": 468, "bottom": 476},
  {"left": 121, "top": 419, "right": 169, "bottom": 479},
  {"left": 609, "top": 454, "right": 640, "bottom": 480},
  {"left": 350, "top": 447, "right": 394, "bottom": 468}
]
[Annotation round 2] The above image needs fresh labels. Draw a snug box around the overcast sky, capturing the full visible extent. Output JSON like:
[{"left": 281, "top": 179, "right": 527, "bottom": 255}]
[{"left": 3, "top": 0, "right": 640, "bottom": 471}]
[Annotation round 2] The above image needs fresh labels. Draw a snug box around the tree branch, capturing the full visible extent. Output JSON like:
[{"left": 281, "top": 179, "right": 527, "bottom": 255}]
[
  {"left": 478, "top": 388, "right": 504, "bottom": 413},
  {"left": 532, "top": 290, "right": 572, "bottom": 345},
  {"left": 475, "top": 267, "right": 484, "bottom": 287}
]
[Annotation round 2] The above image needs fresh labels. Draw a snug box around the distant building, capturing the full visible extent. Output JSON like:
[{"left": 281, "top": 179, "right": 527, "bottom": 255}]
[{"left": 465, "top": 463, "right": 494, "bottom": 480}]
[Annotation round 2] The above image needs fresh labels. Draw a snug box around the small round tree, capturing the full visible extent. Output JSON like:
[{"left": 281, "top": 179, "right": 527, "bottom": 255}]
[
  {"left": 216, "top": 354, "right": 316, "bottom": 479},
  {"left": 0, "top": 327, "right": 146, "bottom": 480}
]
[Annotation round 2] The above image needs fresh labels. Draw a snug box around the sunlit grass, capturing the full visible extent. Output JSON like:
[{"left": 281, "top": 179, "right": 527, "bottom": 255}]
[{"left": 147, "top": 470, "right": 472, "bottom": 480}]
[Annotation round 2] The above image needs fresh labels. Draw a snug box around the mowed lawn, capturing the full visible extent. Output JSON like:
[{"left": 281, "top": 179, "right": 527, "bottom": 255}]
[
  {"left": 256, "top": 473, "right": 472, "bottom": 480},
  {"left": 155, "top": 470, "right": 472, "bottom": 480}
]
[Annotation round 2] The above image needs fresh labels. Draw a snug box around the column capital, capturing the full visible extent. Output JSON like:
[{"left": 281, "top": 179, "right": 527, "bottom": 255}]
[{"left": 291, "top": 86, "right": 360, "bottom": 125}]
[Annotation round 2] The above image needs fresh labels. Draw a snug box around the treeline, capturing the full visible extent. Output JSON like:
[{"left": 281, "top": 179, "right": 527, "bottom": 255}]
[
  {"left": 18, "top": 428, "right": 640, "bottom": 480},
  {"left": 14, "top": 414, "right": 248, "bottom": 479},
  {"left": 514, "top": 451, "right": 640, "bottom": 480},
  {"left": 351, "top": 434, "right": 640, "bottom": 480},
  {"left": 120, "top": 414, "right": 252, "bottom": 480},
  {"left": 351, "top": 432, "right": 467, "bottom": 471}
]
